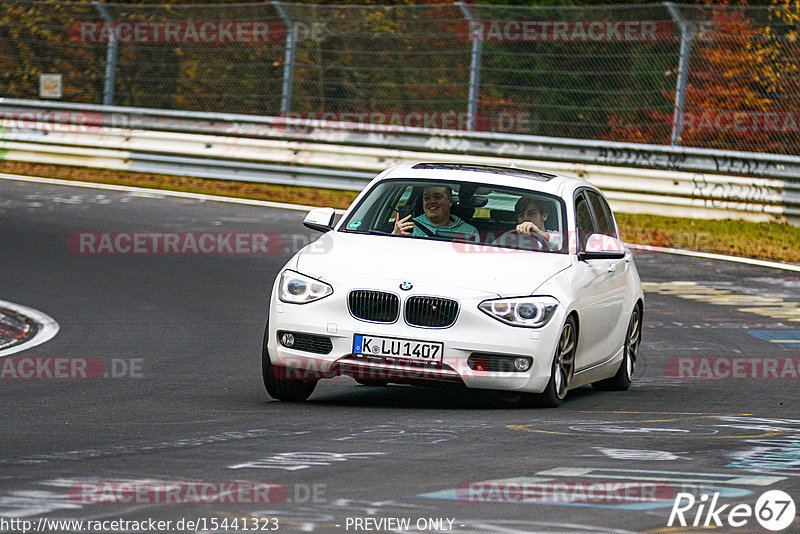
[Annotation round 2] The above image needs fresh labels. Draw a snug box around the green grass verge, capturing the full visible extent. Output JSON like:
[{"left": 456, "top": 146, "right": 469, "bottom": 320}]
[
  {"left": 2, "top": 160, "right": 799, "bottom": 265},
  {"left": 615, "top": 213, "right": 800, "bottom": 264}
]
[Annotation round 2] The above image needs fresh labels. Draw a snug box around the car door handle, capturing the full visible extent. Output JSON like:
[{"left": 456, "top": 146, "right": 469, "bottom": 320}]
[{"left": 607, "top": 262, "right": 617, "bottom": 273}]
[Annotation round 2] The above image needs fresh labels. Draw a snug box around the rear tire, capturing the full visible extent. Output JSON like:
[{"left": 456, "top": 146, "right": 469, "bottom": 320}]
[
  {"left": 262, "top": 323, "right": 317, "bottom": 402},
  {"left": 593, "top": 305, "right": 641, "bottom": 391},
  {"left": 531, "top": 315, "right": 576, "bottom": 407}
]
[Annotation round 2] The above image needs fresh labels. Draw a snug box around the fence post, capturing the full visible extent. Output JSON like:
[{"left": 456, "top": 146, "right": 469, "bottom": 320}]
[
  {"left": 92, "top": 1, "right": 117, "bottom": 106},
  {"left": 665, "top": 2, "right": 695, "bottom": 146},
  {"left": 457, "top": 2, "right": 482, "bottom": 131},
  {"left": 272, "top": 1, "right": 296, "bottom": 115}
]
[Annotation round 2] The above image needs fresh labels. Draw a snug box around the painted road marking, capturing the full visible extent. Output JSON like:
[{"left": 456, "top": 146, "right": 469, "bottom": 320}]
[
  {"left": 228, "top": 452, "right": 385, "bottom": 471},
  {"left": 749, "top": 330, "right": 800, "bottom": 348},
  {"left": 628, "top": 244, "right": 800, "bottom": 273},
  {"left": 508, "top": 413, "right": 787, "bottom": 439},
  {"left": 0, "top": 429, "right": 309, "bottom": 466},
  {"left": 0, "top": 172, "right": 345, "bottom": 214},
  {"left": 642, "top": 282, "right": 800, "bottom": 322},
  {"left": 0, "top": 300, "right": 59, "bottom": 358},
  {"left": 413, "top": 474, "right": 756, "bottom": 511},
  {"left": 536, "top": 467, "right": 785, "bottom": 486}
]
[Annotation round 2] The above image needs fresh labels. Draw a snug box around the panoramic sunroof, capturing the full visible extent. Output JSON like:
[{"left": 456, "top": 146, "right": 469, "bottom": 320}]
[{"left": 412, "top": 163, "right": 556, "bottom": 181}]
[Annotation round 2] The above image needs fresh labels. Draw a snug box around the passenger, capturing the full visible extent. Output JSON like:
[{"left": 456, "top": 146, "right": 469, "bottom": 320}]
[
  {"left": 493, "top": 196, "right": 562, "bottom": 251},
  {"left": 392, "top": 186, "right": 479, "bottom": 241}
]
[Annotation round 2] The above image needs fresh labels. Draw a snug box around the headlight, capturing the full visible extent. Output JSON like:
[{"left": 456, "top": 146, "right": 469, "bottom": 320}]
[
  {"left": 279, "top": 270, "right": 333, "bottom": 304},
  {"left": 479, "top": 296, "right": 558, "bottom": 328}
]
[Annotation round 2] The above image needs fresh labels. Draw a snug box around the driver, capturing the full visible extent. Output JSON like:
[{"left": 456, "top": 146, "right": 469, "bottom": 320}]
[
  {"left": 392, "top": 186, "right": 479, "bottom": 241},
  {"left": 493, "top": 196, "right": 562, "bottom": 251}
]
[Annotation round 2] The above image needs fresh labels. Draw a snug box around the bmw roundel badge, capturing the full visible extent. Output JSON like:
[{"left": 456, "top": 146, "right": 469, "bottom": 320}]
[{"left": 400, "top": 282, "right": 413, "bottom": 291}]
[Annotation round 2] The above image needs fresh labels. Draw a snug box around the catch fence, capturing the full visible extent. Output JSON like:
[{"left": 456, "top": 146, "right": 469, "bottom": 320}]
[{"left": 1, "top": 1, "right": 798, "bottom": 154}]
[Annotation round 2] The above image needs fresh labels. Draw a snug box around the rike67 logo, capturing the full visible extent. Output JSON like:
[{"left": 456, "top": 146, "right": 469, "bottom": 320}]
[{"left": 668, "top": 490, "right": 796, "bottom": 531}]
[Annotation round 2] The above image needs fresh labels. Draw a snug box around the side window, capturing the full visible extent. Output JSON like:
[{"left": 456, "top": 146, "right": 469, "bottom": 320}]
[
  {"left": 586, "top": 191, "right": 617, "bottom": 238},
  {"left": 575, "top": 193, "right": 596, "bottom": 251},
  {"left": 343, "top": 182, "right": 410, "bottom": 232},
  {"left": 390, "top": 186, "right": 415, "bottom": 221}
]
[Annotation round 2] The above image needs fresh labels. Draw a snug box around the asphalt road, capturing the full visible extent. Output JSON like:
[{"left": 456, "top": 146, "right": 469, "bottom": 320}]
[{"left": 1, "top": 177, "right": 798, "bottom": 534}]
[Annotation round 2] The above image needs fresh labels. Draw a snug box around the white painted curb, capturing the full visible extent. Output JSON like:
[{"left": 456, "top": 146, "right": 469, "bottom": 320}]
[
  {"left": 0, "top": 300, "right": 60, "bottom": 357},
  {"left": 627, "top": 244, "right": 800, "bottom": 273},
  {"left": 0, "top": 172, "right": 344, "bottom": 213}
]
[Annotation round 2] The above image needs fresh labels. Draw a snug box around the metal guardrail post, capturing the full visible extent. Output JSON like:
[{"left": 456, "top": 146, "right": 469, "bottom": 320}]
[
  {"left": 665, "top": 2, "right": 695, "bottom": 147},
  {"left": 272, "top": 1, "right": 296, "bottom": 115},
  {"left": 93, "top": 1, "right": 117, "bottom": 106},
  {"left": 457, "top": 2, "right": 482, "bottom": 132}
]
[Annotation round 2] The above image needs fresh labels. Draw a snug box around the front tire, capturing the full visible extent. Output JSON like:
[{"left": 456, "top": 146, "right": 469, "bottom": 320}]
[
  {"left": 532, "top": 315, "right": 576, "bottom": 407},
  {"left": 593, "top": 305, "right": 641, "bottom": 391},
  {"left": 262, "top": 324, "right": 317, "bottom": 402}
]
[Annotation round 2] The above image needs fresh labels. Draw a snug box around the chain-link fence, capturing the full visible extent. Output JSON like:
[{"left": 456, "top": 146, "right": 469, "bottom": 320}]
[{"left": 1, "top": 1, "right": 798, "bottom": 154}]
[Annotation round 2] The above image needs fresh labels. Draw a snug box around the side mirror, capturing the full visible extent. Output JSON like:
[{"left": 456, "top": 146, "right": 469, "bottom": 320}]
[
  {"left": 579, "top": 233, "right": 626, "bottom": 261},
  {"left": 303, "top": 207, "right": 336, "bottom": 233}
]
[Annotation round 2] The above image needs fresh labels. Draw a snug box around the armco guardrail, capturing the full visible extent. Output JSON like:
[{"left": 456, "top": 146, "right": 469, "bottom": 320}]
[{"left": 1, "top": 98, "right": 799, "bottom": 224}]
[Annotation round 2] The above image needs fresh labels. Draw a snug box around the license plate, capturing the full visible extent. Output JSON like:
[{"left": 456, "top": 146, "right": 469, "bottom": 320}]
[{"left": 353, "top": 334, "right": 443, "bottom": 362}]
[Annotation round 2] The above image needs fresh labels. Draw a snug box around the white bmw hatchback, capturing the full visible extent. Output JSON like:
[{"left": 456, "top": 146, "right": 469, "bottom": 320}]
[{"left": 263, "top": 162, "right": 643, "bottom": 406}]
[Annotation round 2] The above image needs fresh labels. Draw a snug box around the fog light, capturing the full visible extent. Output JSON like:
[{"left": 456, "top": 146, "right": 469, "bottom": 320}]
[
  {"left": 280, "top": 333, "right": 295, "bottom": 347},
  {"left": 513, "top": 357, "right": 531, "bottom": 372}
]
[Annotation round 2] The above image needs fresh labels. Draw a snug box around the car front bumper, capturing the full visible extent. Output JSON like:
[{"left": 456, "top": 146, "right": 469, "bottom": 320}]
[{"left": 267, "top": 282, "right": 565, "bottom": 394}]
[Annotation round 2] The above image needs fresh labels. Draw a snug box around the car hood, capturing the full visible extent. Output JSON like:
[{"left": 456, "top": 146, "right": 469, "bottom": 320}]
[{"left": 295, "top": 231, "right": 573, "bottom": 297}]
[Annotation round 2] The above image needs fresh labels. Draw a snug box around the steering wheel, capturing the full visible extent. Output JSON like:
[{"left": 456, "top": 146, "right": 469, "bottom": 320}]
[{"left": 520, "top": 230, "right": 551, "bottom": 252}]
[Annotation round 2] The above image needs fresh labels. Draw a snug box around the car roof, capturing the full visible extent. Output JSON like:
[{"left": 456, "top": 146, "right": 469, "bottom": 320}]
[{"left": 378, "top": 162, "right": 597, "bottom": 197}]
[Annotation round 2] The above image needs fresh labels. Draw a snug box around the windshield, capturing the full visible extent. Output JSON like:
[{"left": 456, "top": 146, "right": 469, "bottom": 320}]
[{"left": 340, "top": 179, "right": 568, "bottom": 253}]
